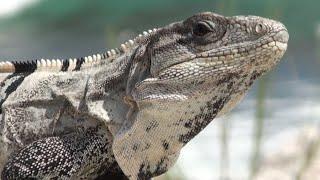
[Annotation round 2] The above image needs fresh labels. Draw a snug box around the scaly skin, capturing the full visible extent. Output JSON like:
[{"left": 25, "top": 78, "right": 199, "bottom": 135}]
[{"left": 0, "top": 12, "right": 288, "bottom": 180}]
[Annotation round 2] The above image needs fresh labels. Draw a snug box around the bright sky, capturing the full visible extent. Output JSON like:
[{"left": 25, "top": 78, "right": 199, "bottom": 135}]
[{"left": 0, "top": 0, "right": 39, "bottom": 17}]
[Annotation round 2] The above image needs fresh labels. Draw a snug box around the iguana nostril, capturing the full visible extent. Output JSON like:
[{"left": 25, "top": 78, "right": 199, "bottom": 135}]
[{"left": 274, "top": 30, "right": 289, "bottom": 43}]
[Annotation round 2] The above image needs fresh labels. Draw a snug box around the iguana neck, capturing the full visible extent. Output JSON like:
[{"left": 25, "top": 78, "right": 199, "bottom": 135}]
[{"left": 82, "top": 45, "right": 140, "bottom": 136}]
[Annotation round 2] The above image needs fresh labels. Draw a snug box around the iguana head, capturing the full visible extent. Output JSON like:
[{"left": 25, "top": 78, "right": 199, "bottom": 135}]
[
  {"left": 114, "top": 12, "right": 288, "bottom": 179},
  {"left": 127, "top": 12, "right": 288, "bottom": 101}
]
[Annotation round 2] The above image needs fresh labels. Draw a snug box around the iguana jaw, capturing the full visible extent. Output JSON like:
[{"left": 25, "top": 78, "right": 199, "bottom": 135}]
[{"left": 156, "top": 31, "right": 288, "bottom": 83}]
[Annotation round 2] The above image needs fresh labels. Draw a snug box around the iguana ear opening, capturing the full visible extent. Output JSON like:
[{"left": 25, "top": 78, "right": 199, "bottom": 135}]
[
  {"left": 126, "top": 45, "right": 151, "bottom": 97},
  {"left": 124, "top": 45, "right": 152, "bottom": 129},
  {"left": 118, "top": 43, "right": 153, "bottom": 140}
]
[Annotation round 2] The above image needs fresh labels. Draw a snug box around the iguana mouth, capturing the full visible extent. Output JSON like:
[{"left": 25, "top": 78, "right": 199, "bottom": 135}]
[
  {"left": 155, "top": 27, "right": 288, "bottom": 79},
  {"left": 195, "top": 29, "right": 288, "bottom": 65},
  {"left": 156, "top": 40, "right": 287, "bottom": 82}
]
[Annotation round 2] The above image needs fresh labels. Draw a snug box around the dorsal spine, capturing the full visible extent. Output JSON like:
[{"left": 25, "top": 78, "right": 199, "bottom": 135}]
[{"left": 0, "top": 28, "right": 158, "bottom": 73}]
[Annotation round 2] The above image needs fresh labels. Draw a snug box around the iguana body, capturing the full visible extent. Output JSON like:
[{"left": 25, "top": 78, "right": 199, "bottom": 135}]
[{"left": 0, "top": 12, "right": 288, "bottom": 180}]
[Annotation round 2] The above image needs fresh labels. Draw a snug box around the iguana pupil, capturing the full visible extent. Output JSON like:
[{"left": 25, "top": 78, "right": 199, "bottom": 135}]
[{"left": 193, "top": 21, "right": 213, "bottom": 36}]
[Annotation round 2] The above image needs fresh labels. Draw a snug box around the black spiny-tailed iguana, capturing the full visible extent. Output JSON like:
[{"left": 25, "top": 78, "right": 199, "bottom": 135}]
[{"left": 0, "top": 12, "right": 288, "bottom": 180}]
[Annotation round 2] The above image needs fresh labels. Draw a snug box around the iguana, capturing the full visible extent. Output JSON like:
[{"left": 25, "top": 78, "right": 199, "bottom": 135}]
[{"left": 0, "top": 12, "right": 288, "bottom": 180}]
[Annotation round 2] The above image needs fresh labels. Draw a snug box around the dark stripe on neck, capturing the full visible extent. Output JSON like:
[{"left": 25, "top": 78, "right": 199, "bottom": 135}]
[
  {"left": 74, "top": 57, "right": 84, "bottom": 71},
  {"left": 13, "top": 60, "right": 37, "bottom": 73},
  {"left": 0, "top": 73, "right": 31, "bottom": 114},
  {"left": 61, "top": 59, "right": 69, "bottom": 71}
]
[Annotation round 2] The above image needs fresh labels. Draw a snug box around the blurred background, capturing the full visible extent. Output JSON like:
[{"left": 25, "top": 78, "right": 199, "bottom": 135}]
[{"left": 0, "top": 0, "right": 319, "bottom": 179}]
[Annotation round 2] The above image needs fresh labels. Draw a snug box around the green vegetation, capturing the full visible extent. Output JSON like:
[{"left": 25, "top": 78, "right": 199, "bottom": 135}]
[
  {"left": 0, "top": 0, "right": 318, "bottom": 44},
  {"left": 249, "top": 77, "right": 269, "bottom": 179}
]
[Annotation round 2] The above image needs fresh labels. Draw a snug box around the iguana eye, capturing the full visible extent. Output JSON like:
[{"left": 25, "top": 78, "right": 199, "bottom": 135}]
[
  {"left": 193, "top": 21, "right": 214, "bottom": 36},
  {"left": 255, "top": 23, "right": 267, "bottom": 34}
]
